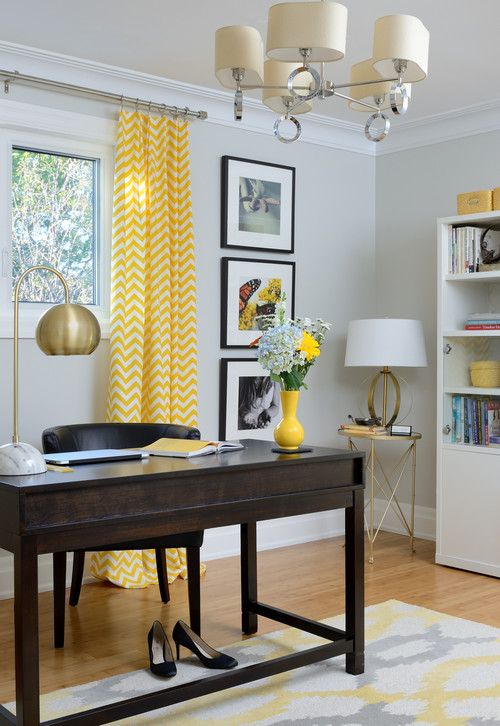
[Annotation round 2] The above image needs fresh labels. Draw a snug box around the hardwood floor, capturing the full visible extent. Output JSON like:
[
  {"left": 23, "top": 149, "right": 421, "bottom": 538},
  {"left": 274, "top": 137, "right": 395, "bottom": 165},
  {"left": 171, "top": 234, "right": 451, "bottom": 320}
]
[{"left": 0, "top": 531, "right": 498, "bottom": 702}]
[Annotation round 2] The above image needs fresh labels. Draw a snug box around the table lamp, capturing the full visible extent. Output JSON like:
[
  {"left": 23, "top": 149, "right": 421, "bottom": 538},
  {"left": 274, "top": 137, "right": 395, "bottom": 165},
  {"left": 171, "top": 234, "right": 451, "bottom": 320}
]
[
  {"left": 0, "top": 265, "right": 101, "bottom": 476},
  {"left": 345, "top": 318, "right": 427, "bottom": 426}
]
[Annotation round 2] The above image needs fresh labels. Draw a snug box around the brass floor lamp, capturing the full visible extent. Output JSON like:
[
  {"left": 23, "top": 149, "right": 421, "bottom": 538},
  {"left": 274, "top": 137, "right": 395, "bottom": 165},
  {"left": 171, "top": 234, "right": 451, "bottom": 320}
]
[{"left": 0, "top": 265, "right": 101, "bottom": 476}]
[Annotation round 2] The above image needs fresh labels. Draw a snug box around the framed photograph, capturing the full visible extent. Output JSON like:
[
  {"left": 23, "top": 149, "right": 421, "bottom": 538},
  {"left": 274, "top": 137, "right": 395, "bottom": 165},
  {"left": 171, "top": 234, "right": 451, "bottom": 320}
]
[
  {"left": 219, "top": 358, "right": 281, "bottom": 441},
  {"left": 221, "top": 155, "right": 295, "bottom": 253},
  {"left": 221, "top": 257, "right": 295, "bottom": 348}
]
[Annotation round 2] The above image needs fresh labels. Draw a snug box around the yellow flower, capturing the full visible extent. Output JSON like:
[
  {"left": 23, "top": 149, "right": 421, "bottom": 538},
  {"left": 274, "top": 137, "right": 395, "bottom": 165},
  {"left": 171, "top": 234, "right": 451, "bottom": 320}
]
[
  {"left": 239, "top": 302, "right": 257, "bottom": 330},
  {"left": 297, "top": 331, "right": 320, "bottom": 361},
  {"left": 258, "top": 278, "right": 281, "bottom": 304}
]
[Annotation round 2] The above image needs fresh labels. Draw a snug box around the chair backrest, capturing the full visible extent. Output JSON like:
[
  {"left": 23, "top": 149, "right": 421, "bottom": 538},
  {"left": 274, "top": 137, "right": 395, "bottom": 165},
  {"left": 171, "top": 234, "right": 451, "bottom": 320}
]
[{"left": 42, "top": 422, "right": 201, "bottom": 454}]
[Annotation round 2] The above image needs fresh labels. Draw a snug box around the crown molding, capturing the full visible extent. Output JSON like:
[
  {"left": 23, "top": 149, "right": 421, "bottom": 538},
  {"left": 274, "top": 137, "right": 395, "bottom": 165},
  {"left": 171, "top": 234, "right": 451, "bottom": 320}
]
[
  {"left": 0, "top": 40, "right": 374, "bottom": 156},
  {"left": 2, "top": 40, "right": 499, "bottom": 157},
  {"left": 377, "top": 99, "right": 500, "bottom": 155}
]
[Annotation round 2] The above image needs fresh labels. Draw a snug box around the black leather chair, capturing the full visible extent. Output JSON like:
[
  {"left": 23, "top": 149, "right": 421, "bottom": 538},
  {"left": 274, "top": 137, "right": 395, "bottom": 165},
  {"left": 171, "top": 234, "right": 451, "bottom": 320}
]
[{"left": 42, "top": 422, "right": 204, "bottom": 648}]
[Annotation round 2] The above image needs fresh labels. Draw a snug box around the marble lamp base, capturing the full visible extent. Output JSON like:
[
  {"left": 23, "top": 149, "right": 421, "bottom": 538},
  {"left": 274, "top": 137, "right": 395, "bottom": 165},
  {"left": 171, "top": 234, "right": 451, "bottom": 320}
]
[{"left": 0, "top": 442, "right": 47, "bottom": 476}]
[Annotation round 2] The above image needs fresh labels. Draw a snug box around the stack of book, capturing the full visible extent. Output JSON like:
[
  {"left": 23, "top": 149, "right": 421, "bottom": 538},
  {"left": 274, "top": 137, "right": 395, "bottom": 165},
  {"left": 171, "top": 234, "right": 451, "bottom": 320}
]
[
  {"left": 448, "top": 226, "right": 483, "bottom": 274},
  {"left": 450, "top": 395, "right": 500, "bottom": 446},
  {"left": 338, "top": 424, "right": 388, "bottom": 436},
  {"left": 464, "top": 313, "right": 500, "bottom": 331}
]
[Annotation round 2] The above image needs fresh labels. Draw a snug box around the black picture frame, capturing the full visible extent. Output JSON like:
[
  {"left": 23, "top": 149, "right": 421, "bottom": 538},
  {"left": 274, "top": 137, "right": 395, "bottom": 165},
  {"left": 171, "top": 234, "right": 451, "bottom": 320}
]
[
  {"left": 221, "top": 256, "right": 296, "bottom": 348},
  {"left": 221, "top": 155, "right": 295, "bottom": 253},
  {"left": 219, "top": 358, "right": 281, "bottom": 441}
]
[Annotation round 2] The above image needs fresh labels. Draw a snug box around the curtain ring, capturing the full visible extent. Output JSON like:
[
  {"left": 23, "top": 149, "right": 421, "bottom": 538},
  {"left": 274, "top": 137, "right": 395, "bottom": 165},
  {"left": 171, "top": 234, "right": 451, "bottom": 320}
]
[
  {"left": 148, "top": 100, "right": 152, "bottom": 116},
  {"left": 135, "top": 97, "right": 139, "bottom": 112},
  {"left": 119, "top": 94, "right": 124, "bottom": 112},
  {"left": 161, "top": 103, "right": 167, "bottom": 117}
]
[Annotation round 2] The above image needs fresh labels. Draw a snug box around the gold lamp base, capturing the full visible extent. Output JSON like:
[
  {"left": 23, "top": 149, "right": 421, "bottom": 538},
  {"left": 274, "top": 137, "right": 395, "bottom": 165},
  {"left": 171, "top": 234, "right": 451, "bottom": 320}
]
[{"left": 367, "top": 366, "right": 401, "bottom": 427}]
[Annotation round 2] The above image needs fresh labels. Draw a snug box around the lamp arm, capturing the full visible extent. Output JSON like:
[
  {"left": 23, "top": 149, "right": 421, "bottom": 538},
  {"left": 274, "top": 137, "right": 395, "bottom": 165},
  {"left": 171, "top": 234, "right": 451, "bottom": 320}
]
[{"left": 12, "top": 265, "right": 70, "bottom": 444}]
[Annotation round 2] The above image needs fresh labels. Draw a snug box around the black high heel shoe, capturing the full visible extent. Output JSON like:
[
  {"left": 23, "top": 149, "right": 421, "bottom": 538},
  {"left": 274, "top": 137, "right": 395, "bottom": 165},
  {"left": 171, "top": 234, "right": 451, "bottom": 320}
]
[
  {"left": 172, "top": 620, "right": 238, "bottom": 670},
  {"left": 147, "top": 620, "right": 177, "bottom": 677}
]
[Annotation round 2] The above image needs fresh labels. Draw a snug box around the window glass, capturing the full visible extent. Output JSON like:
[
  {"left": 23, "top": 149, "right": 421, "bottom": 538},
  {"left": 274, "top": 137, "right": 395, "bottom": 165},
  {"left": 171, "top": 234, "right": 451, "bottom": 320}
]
[{"left": 11, "top": 147, "right": 99, "bottom": 304}]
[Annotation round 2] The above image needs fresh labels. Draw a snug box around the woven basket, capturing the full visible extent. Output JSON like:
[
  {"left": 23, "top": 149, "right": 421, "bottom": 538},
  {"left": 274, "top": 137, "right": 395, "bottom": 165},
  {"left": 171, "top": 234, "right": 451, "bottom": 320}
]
[
  {"left": 457, "top": 190, "right": 492, "bottom": 215},
  {"left": 469, "top": 360, "right": 500, "bottom": 387}
]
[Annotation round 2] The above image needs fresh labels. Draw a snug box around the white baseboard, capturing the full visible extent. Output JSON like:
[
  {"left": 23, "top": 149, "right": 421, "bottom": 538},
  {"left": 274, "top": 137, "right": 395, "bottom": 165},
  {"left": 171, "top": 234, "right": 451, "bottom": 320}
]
[
  {"left": 370, "top": 498, "right": 436, "bottom": 542},
  {"left": 435, "top": 553, "right": 500, "bottom": 579},
  {"left": 0, "top": 503, "right": 436, "bottom": 600}
]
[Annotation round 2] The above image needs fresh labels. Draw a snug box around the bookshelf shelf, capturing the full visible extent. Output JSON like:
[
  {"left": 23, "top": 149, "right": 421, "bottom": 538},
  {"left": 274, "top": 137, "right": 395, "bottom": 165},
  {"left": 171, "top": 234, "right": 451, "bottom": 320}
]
[
  {"left": 437, "top": 213, "right": 500, "bottom": 578},
  {"left": 443, "top": 329, "right": 500, "bottom": 338},
  {"left": 444, "top": 386, "right": 500, "bottom": 396},
  {"left": 443, "top": 443, "right": 500, "bottom": 456},
  {"left": 444, "top": 271, "right": 500, "bottom": 283}
]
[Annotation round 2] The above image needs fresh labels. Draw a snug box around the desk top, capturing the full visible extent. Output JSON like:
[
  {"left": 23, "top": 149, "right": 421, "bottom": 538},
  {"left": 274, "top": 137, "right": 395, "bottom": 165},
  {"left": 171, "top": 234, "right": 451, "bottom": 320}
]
[
  {"left": 0, "top": 439, "right": 364, "bottom": 546},
  {"left": 0, "top": 438, "right": 363, "bottom": 493},
  {"left": 338, "top": 431, "right": 422, "bottom": 442}
]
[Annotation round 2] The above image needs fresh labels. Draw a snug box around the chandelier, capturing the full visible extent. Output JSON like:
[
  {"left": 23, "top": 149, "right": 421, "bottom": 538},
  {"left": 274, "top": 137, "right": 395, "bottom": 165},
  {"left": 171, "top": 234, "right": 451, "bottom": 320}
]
[{"left": 214, "top": 2, "right": 429, "bottom": 143}]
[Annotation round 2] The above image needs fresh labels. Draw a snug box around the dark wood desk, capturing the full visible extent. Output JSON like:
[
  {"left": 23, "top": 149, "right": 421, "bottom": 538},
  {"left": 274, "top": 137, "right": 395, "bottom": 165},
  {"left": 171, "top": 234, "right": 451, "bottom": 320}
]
[{"left": 0, "top": 439, "right": 364, "bottom": 726}]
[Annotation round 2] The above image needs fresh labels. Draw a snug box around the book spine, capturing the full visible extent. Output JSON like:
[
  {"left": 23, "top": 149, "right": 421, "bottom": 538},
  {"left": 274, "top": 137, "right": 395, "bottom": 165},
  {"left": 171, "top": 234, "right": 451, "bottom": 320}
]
[
  {"left": 451, "top": 394, "right": 457, "bottom": 443},
  {"left": 463, "top": 397, "right": 467, "bottom": 444},
  {"left": 472, "top": 399, "right": 479, "bottom": 445},
  {"left": 465, "top": 324, "right": 500, "bottom": 330},
  {"left": 458, "top": 395, "right": 464, "bottom": 444}
]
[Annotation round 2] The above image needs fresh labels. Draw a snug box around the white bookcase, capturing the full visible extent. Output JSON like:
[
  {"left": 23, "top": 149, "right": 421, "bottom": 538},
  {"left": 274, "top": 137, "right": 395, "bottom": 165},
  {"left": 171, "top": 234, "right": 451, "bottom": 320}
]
[{"left": 436, "top": 211, "right": 500, "bottom": 578}]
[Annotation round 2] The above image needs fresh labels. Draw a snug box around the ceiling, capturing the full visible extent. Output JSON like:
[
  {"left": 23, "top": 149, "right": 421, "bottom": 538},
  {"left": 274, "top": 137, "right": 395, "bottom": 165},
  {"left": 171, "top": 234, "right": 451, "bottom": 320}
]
[{"left": 1, "top": 0, "right": 499, "bottom": 124}]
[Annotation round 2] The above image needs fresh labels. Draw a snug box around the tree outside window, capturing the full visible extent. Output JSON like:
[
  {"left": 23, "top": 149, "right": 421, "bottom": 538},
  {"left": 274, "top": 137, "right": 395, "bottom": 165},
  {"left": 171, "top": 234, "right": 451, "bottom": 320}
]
[{"left": 11, "top": 147, "right": 98, "bottom": 304}]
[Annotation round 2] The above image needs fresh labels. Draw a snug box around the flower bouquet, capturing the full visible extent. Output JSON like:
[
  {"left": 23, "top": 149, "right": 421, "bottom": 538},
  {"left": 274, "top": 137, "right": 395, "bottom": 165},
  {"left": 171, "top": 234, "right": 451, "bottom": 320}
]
[{"left": 251, "top": 296, "right": 331, "bottom": 450}]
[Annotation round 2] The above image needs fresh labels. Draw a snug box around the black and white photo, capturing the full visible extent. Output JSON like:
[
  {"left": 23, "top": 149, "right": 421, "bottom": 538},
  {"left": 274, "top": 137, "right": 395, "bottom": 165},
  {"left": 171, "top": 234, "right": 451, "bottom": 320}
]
[{"left": 220, "top": 359, "right": 281, "bottom": 441}]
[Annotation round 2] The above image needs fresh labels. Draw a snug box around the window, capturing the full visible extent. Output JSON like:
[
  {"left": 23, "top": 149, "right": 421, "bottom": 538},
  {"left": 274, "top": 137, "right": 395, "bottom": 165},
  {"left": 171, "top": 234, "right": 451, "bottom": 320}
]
[
  {"left": 11, "top": 147, "right": 100, "bottom": 305},
  {"left": 0, "top": 108, "right": 113, "bottom": 338}
]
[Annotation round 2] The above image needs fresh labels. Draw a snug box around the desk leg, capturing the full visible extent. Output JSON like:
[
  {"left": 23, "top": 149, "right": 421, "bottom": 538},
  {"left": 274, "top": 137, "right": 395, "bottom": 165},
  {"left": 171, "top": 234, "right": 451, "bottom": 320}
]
[
  {"left": 241, "top": 523, "right": 257, "bottom": 635},
  {"left": 14, "top": 538, "right": 40, "bottom": 726},
  {"left": 345, "top": 488, "right": 365, "bottom": 675}
]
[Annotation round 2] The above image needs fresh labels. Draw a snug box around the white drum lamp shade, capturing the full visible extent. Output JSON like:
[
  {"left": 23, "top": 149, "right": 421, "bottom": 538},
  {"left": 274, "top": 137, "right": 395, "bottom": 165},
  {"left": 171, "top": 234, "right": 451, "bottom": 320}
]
[
  {"left": 215, "top": 25, "right": 264, "bottom": 88},
  {"left": 372, "top": 15, "right": 429, "bottom": 82},
  {"left": 345, "top": 318, "right": 427, "bottom": 368},
  {"left": 348, "top": 59, "right": 412, "bottom": 112},
  {"left": 262, "top": 61, "right": 313, "bottom": 114},
  {"left": 266, "top": 1, "right": 348, "bottom": 63}
]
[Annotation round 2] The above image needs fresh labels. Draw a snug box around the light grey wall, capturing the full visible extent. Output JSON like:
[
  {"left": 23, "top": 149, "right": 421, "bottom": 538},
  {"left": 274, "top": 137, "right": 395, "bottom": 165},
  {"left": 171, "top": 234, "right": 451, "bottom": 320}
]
[
  {"left": 375, "top": 130, "right": 500, "bottom": 509},
  {"left": 0, "top": 104, "right": 376, "bottom": 456}
]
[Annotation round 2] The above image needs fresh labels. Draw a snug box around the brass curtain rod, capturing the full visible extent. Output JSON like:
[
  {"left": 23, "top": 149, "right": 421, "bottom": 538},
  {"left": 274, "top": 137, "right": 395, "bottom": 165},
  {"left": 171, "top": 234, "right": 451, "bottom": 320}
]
[{"left": 0, "top": 68, "right": 208, "bottom": 120}]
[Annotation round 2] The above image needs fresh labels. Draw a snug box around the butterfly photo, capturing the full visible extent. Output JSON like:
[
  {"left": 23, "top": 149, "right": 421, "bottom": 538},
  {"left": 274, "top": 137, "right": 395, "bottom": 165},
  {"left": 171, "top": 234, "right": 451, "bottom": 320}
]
[{"left": 221, "top": 258, "right": 295, "bottom": 348}]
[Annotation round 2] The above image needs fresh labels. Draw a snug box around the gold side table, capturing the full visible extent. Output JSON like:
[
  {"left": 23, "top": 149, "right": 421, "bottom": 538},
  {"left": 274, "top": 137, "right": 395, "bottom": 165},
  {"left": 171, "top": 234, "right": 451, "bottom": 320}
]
[{"left": 339, "top": 430, "right": 421, "bottom": 564}]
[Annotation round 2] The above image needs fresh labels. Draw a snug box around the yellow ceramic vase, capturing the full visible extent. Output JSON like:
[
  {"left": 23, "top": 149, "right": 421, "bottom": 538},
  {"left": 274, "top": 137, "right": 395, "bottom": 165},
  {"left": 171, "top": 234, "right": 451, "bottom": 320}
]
[{"left": 274, "top": 390, "right": 304, "bottom": 451}]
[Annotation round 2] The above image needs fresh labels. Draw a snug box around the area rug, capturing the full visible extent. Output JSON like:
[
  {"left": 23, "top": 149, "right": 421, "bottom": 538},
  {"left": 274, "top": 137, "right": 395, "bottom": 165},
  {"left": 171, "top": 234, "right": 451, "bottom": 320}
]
[{"left": 6, "top": 600, "right": 500, "bottom": 724}]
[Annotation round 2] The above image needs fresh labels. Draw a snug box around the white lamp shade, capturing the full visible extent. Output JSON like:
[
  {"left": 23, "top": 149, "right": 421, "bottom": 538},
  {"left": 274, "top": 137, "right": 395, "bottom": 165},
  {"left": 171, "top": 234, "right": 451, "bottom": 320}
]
[
  {"left": 215, "top": 25, "right": 264, "bottom": 88},
  {"left": 267, "top": 1, "right": 348, "bottom": 63},
  {"left": 345, "top": 318, "right": 427, "bottom": 367},
  {"left": 348, "top": 59, "right": 412, "bottom": 111},
  {"left": 262, "top": 61, "right": 313, "bottom": 114},
  {"left": 372, "top": 15, "right": 429, "bottom": 83}
]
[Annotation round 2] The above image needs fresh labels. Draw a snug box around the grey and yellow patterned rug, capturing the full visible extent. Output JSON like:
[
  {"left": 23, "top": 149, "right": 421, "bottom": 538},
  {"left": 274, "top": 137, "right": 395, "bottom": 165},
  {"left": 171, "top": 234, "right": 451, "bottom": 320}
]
[{"left": 6, "top": 600, "right": 500, "bottom": 724}]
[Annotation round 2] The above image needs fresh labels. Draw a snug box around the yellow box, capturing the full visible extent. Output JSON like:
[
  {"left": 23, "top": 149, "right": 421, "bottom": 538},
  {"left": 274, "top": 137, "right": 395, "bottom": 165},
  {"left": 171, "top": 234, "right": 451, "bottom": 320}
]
[
  {"left": 469, "top": 360, "right": 500, "bottom": 388},
  {"left": 457, "top": 190, "right": 493, "bottom": 215},
  {"left": 493, "top": 187, "right": 500, "bottom": 210}
]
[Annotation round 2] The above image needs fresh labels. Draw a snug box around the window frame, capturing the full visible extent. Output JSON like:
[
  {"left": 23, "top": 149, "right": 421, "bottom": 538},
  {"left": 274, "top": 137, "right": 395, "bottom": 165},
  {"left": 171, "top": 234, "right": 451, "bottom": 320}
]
[{"left": 0, "top": 113, "right": 113, "bottom": 339}]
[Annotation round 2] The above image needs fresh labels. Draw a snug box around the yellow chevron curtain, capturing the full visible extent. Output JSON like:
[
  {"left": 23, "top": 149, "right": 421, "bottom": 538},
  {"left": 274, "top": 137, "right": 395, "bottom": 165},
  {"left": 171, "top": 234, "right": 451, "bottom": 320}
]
[{"left": 90, "top": 109, "right": 201, "bottom": 589}]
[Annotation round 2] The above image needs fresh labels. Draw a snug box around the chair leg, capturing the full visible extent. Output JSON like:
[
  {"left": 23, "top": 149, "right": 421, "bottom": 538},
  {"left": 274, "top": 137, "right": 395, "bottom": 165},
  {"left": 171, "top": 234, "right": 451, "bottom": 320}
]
[
  {"left": 186, "top": 546, "right": 201, "bottom": 636},
  {"left": 155, "top": 548, "right": 170, "bottom": 604},
  {"left": 53, "top": 552, "right": 66, "bottom": 648},
  {"left": 69, "top": 551, "right": 86, "bottom": 607}
]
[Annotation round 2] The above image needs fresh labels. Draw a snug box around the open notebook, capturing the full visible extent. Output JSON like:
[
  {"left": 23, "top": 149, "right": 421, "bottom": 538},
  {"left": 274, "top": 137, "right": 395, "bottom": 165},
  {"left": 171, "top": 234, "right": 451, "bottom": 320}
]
[{"left": 141, "top": 438, "right": 244, "bottom": 458}]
